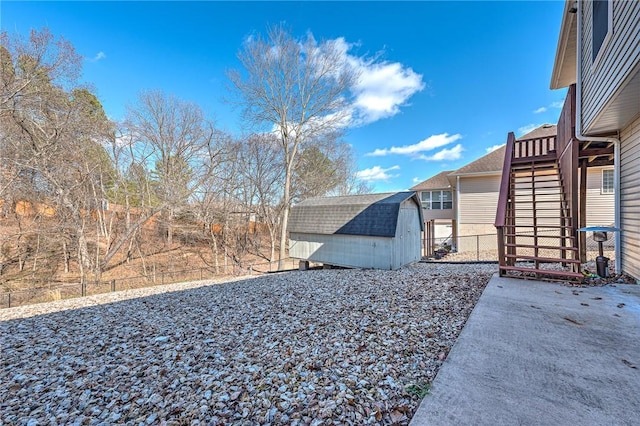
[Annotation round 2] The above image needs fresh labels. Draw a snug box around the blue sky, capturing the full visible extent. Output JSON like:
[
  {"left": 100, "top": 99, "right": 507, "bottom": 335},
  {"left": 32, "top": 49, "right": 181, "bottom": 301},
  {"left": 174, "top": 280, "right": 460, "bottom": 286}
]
[{"left": 1, "top": 1, "right": 568, "bottom": 193}]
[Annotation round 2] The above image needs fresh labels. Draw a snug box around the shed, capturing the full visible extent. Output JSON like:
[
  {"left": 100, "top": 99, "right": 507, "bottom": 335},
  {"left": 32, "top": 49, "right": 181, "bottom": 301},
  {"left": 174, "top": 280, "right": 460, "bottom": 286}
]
[{"left": 287, "top": 192, "right": 424, "bottom": 270}]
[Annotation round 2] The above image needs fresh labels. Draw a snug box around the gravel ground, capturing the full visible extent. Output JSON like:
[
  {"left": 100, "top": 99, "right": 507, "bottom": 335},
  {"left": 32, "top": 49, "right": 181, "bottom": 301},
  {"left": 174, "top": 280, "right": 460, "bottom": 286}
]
[{"left": 0, "top": 263, "right": 496, "bottom": 425}]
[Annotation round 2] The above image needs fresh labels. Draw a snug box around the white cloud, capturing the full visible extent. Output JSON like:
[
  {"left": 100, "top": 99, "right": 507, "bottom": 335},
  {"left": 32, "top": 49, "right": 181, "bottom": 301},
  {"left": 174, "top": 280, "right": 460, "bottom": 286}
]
[
  {"left": 355, "top": 165, "right": 400, "bottom": 182},
  {"left": 366, "top": 133, "right": 462, "bottom": 157},
  {"left": 517, "top": 123, "right": 541, "bottom": 136},
  {"left": 485, "top": 143, "right": 505, "bottom": 153},
  {"left": 329, "top": 38, "right": 425, "bottom": 125},
  {"left": 533, "top": 101, "right": 564, "bottom": 114},
  {"left": 412, "top": 177, "right": 422, "bottom": 184},
  {"left": 418, "top": 144, "right": 463, "bottom": 161},
  {"left": 88, "top": 51, "right": 106, "bottom": 62}
]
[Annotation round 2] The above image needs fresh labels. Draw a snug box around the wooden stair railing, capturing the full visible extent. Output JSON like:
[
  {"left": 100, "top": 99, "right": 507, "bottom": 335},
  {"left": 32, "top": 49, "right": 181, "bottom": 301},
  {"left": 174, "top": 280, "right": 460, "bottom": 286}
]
[
  {"left": 495, "top": 90, "right": 582, "bottom": 281},
  {"left": 495, "top": 132, "right": 516, "bottom": 269}
]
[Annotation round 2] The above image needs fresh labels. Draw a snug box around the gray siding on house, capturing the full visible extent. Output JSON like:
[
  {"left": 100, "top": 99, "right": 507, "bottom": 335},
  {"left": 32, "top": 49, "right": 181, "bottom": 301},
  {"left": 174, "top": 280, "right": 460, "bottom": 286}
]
[
  {"left": 580, "top": 0, "right": 640, "bottom": 133},
  {"left": 620, "top": 115, "right": 640, "bottom": 281},
  {"left": 458, "top": 175, "right": 501, "bottom": 225},
  {"left": 585, "top": 166, "right": 615, "bottom": 226},
  {"left": 422, "top": 207, "right": 455, "bottom": 221}
]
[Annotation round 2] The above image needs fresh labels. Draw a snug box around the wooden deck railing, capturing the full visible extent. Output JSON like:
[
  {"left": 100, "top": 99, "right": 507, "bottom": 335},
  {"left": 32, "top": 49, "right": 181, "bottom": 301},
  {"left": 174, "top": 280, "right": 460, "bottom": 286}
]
[
  {"left": 512, "top": 135, "right": 556, "bottom": 162},
  {"left": 555, "top": 85, "right": 579, "bottom": 264}
]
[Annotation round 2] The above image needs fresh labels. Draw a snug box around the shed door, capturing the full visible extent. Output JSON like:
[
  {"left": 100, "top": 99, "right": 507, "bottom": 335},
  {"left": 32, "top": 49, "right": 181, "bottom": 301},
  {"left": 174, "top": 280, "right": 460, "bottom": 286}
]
[{"left": 397, "top": 204, "right": 421, "bottom": 267}]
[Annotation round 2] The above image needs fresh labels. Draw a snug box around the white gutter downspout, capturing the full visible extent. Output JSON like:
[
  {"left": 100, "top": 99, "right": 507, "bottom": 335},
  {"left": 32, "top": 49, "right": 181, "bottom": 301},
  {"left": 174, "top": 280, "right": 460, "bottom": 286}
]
[{"left": 575, "top": 0, "right": 621, "bottom": 273}]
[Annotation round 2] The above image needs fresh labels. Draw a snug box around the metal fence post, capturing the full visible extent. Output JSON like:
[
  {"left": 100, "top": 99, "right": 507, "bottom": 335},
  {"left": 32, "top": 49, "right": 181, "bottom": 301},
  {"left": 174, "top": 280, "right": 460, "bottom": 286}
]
[
  {"left": 200, "top": 268, "right": 203, "bottom": 281},
  {"left": 111, "top": 279, "right": 116, "bottom": 292},
  {"left": 161, "top": 272, "right": 164, "bottom": 285},
  {"left": 7, "top": 293, "right": 11, "bottom": 308},
  {"left": 477, "top": 235, "right": 480, "bottom": 261}
]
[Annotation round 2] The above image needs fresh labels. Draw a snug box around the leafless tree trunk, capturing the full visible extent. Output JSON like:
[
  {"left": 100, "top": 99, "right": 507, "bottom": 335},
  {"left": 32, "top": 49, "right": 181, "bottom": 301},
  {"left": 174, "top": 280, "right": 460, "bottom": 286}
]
[{"left": 228, "top": 25, "right": 358, "bottom": 269}]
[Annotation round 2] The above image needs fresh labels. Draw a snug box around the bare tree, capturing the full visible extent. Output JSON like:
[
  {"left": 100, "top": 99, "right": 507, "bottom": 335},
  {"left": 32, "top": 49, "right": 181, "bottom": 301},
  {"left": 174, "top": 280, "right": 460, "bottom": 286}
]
[
  {"left": 125, "top": 90, "right": 219, "bottom": 246},
  {"left": 0, "top": 28, "right": 114, "bottom": 284},
  {"left": 227, "top": 24, "right": 358, "bottom": 269},
  {"left": 238, "top": 133, "right": 284, "bottom": 262}
]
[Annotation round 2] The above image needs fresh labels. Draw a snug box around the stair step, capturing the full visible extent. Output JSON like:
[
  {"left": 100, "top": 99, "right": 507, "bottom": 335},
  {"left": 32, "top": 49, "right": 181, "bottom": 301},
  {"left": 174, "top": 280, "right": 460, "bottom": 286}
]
[
  {"left": 505, "top": 217, "right": 571, "bottom": 221},
  {"left": 511, "top": 200, "right": 563, "bottom": 204},
  {"left": 511, "top": 176, "right": 560, "bottom": 181},
  {"left": 504, "top": 233, "right": 576, "bottom": 240},
  {"left": 511, "top": 195, "right": 563, "bottom": 199},
  {"left": 511, "top": 162, "right": 558, "bottom": 169},
  {"left": 505, "top": 254, "right": 580, "bottom": 264},
  {"left": 511, "top": 184, "right": 562, "bottom": 189},
  {"left": 505, "top": 243, "right": 579, "bottom": 251},
  {"left": 499, "top": 265, "right": 584, "bottom": 280},
  {"left": 503, "top": 224, "right": 573, "bottom": 229},
  {"left": 509, "top": 207, "right": 568, "bottom": 211}
]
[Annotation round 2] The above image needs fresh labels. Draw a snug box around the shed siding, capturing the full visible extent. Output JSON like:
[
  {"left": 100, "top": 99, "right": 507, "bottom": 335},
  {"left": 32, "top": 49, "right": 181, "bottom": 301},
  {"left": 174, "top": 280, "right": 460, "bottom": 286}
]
[
  {"left": 289, "top": 233, "right": 394, "bottom": 269},
  {"left": 458, "top": 175, "right": 501, "bottom": 224},
  {"left": 585, "top": 166, "right": 615, "bottom": 226},
  {"left": 580, "top": 0, "right": 640, "bottom": 132},
  {"left": 392, "top": 202, "right": 422, "bottom": 268},
  {"left": 620, "top": 115, "right": 640, "bottom": 281}
]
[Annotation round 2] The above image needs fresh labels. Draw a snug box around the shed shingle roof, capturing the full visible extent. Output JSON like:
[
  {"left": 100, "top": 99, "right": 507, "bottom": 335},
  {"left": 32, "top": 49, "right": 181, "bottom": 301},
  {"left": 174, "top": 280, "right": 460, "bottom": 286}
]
[
  {"left": 288, "top": 191, "right": 422, "bottom": 237},
  {"left": 410, "top": 171, "right": 454, "bottom": 191}
]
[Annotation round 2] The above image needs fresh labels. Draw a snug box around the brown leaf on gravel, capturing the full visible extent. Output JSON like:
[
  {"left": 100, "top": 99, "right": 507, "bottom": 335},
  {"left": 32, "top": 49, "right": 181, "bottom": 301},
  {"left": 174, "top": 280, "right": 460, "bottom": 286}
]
[
  {"left": 390, "top": 409, "right": 405, "bottom": 423},
  {"left": 563, "top": 317, "right": 584, "bottom": 326},
  {"left": 621, "top": 359, "right": 637, "bottom": 369},
  {"left": 0, "top": 263, "right": 497, "bottom": 425}
]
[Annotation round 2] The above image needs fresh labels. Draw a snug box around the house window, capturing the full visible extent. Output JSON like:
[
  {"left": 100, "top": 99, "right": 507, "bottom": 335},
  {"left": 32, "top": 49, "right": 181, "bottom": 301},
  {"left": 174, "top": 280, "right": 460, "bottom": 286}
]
[
  {"left": 421, "top": 190, "right": 453, "bottom": 210},
  {"left": 592, "top": 0, "right": 613, "bottom": 63},
  {"left": 602, "top": 169, "right": 614, "bottom": 194}
]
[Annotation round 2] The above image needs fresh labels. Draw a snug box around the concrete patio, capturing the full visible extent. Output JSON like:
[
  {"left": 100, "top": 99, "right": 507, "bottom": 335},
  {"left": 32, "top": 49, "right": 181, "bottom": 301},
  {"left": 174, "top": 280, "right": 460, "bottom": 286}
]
[{"left": 411, "top": 274, "right": 640, "bottom": 425}]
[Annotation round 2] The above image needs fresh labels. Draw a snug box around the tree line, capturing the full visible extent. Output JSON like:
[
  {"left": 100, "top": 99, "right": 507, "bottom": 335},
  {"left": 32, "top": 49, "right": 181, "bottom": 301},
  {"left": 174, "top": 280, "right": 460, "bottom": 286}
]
[{"left": 0, "top": 26, "right": 371, "bottom": 286}]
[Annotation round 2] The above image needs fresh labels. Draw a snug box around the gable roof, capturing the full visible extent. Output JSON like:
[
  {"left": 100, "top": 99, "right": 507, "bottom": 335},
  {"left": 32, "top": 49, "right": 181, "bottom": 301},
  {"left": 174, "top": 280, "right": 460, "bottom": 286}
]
[
  {"left": 410, "top": 170, "right": 454, "bottom": 191},
  {"left": 518, "top": 123, "right": 557, "bottom": 140},
  {"left": 288, "top": 191, "right": 423, "bottom": 238},
  {"left": 450, "top": 124, "right": 557, "bottom": 176},
  {"left": 450, "top": 145, "right": 506, "bottom": 176}
]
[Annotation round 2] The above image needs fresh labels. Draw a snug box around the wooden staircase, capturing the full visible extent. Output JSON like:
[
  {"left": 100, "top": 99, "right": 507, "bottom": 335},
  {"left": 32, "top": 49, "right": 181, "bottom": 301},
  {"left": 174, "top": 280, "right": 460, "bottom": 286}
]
[
  {"left": 499, "top": 158, "right": 582, "bottom": 280},
  {"left": 496, "top": 87, "right": 583, "bottom": 281}
]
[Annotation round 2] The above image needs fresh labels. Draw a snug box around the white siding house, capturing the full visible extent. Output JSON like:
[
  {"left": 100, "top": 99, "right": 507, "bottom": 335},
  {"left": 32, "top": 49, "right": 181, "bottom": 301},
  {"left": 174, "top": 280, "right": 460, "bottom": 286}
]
[
  {"left": 551, "top": 0, "right": 640, "bottom": 281},
  {"left": 287, "top": 192, "right": 423, "bottom": 270}
]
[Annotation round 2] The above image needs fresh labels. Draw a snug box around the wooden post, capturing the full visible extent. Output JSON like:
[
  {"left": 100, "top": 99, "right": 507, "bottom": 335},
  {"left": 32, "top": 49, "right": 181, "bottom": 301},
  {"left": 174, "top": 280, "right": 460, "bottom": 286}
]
[
  {"left": 579, "top": 160, "right": 587, "bottom": 263},
  {"left": 200, "top": 268, "right": 203, "bottom": 281},
  {"left": 111, "top": 279, "right": 116, "bottom": 292},
  {"left": 7, "top": 293, "right": 11, "bottom": 308}
]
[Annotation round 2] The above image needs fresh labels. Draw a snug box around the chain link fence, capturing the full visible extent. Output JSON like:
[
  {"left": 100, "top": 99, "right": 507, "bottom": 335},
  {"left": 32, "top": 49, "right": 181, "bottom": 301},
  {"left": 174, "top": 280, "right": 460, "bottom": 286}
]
[
  {"left": 423, "top": 231, "right": 616, "bottom": 263},
  {"left": 0, "top": 258, "right": 298, "bottom": 309}
]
